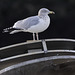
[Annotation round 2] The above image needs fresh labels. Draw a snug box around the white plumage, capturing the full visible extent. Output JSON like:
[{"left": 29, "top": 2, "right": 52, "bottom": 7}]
[{"left": 3, "top": 8, "right": 55, "bottom": 40}]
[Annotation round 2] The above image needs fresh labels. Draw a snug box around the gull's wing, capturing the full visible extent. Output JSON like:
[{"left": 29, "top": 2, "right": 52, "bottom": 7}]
[{"left": 13, "top": 16, "right": 40, "bottom": 30}]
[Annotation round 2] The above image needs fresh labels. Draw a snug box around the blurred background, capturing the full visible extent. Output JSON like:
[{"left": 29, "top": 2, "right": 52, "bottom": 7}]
[{"left": 0, "top": 0, "right": 75, "bottom": 47}]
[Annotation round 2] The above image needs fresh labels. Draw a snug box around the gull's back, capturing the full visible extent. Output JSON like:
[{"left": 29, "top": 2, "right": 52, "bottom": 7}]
[{"left": 13, "top": 16, "right": 40, "bottom": 30}]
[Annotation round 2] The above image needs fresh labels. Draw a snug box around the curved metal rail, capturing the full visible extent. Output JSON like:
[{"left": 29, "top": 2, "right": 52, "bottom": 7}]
[
  {"left": 0, "top": 38, "right": 75, "bottom": 59},
  {"left": 0, "top": 39, "right": 75, "bottom": 75}
]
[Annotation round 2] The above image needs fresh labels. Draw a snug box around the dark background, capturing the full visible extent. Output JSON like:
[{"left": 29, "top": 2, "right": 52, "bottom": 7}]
[{"left": 0, "top": 0, "right": 75, "bottom": 47}]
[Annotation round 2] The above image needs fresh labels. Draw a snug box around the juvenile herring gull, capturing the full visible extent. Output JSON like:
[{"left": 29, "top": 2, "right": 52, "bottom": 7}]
[{"left": 3, "top": 8, "right": 55, "bottom": 40}]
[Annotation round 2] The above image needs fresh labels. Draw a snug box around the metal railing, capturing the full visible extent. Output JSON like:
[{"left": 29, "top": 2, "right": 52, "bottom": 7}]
[
  {"left": 0, "top": 39, "right": 75, "bottom": 59},
  {"left": 0, "top": 39, "right": 75, "bottom": 75}
]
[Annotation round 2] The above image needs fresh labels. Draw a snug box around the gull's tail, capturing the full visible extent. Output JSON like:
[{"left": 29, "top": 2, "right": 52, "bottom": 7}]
[
  {"left": 3, "top": 27, "right": 14, "bottom": 33},
  {"left": 3, "top": 27, "right": 23, "bottom": 34}
]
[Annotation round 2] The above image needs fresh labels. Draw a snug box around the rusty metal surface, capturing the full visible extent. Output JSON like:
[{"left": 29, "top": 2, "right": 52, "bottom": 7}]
[{"left": 0, "top": 55, "right": 75, "bottom": 75}]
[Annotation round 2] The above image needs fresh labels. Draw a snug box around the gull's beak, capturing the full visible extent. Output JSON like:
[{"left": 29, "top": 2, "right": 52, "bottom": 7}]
[{"left": 49, "top": 11, "right": 55, "bottom": 14}]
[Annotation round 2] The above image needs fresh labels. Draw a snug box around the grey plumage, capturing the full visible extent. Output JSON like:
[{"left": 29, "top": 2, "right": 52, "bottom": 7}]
[
  {"left": 3, "top": 16, "right": 39, "bottom": 34},
  {"left": 13, "top": 16, "right": 39, "bottom": 30}
]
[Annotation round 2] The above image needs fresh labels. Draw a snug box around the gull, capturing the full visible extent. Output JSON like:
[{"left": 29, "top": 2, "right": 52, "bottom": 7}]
[{"left": 3, "top": 8, "right": 55, "bottom": 40}]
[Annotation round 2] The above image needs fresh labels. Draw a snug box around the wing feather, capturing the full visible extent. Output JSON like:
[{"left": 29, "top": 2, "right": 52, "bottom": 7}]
[{"left": 13, "top": 16, "right": 39, "bottom": 30}]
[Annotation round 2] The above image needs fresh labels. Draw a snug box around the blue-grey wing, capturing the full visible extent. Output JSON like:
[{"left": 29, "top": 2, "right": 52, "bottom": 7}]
[{"left": 13, "top": 16, "right": 39, "bottom": 30}]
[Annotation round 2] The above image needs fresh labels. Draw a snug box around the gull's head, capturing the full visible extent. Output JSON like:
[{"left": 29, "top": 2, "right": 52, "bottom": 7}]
[{"left": 38, "top": 8, "right": 55, "bottom": 16}]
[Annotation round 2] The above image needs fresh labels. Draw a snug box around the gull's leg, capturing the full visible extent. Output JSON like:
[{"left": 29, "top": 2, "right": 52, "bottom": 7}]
[
  {"left": 36, "top": 33, "right": 39, "bottom": 40},
  {"left": 33, "top": 33, "right": 35, "bottom": 40}
]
